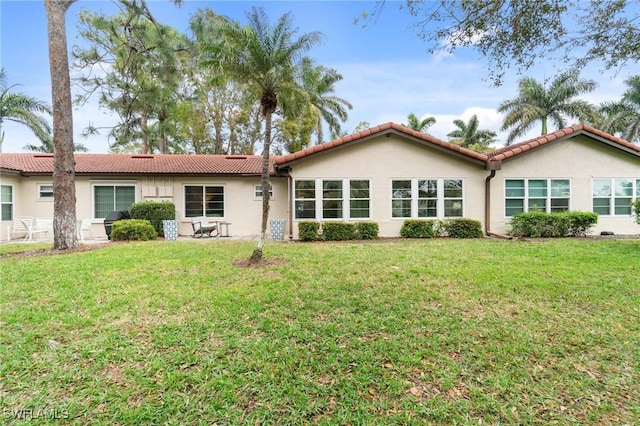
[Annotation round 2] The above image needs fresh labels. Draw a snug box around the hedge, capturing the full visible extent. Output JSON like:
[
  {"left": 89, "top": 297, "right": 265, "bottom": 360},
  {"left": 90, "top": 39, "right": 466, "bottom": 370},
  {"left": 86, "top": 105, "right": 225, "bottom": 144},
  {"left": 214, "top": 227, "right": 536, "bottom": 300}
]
[
  {"left": 322, "top": 222, "right": 357, "bottom": 241},
  {"left": 440, "top": 218, "right": 483, "bottom": 238},
  {"left": 298, "top": 222, "right": 320, "bottom": 241},
  {"left": 508, "top": 211, "right": 598, "bottom": 237},
  {"left": 110, "top": 219, "right": 158, "bottom": 241},
  {"left": 400, "top": 220, "right": 438, "bottom": 238},
  {"left": 130, "top": 201, "right": 176, "bottom": 237}
]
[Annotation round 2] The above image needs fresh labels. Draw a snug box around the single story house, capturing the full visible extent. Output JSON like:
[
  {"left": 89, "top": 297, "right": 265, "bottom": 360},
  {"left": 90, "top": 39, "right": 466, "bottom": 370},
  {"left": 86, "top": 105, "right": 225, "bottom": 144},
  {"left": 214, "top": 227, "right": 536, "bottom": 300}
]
[{"left": 1, "top": 122, "right": 639, "bottom": 240}]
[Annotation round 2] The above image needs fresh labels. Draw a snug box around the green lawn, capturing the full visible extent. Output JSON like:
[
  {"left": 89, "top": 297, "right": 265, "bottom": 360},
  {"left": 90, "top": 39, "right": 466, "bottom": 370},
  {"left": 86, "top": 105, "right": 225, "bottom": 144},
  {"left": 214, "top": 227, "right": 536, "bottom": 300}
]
[{"left": 1, "top": 238, "right": 638, "bottom": 424}]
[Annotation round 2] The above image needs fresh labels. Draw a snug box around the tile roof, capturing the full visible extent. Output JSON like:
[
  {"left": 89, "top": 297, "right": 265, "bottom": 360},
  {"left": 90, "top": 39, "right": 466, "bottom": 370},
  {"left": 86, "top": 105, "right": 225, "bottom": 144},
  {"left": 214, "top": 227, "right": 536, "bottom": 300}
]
[
  {"left": 275, "top": 122, "right": 489, "bottom": 165},
  {"left": 0, "top": 153, "right": 275, "bottom": 175},
  {"left": 487, "top": 124, "right": 640, "bottom": 162}
]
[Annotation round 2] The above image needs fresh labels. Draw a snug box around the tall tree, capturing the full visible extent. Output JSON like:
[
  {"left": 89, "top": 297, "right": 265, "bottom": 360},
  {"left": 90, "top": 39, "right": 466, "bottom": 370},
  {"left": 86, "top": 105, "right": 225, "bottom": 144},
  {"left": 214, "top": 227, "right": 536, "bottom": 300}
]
[
  {"left": 599, "top": 75, "right": 640, "bottom": 144},
  {"left": 498, "top": 71, "right": 598, "bottom": 145},
  {"left": 45, "top": 0, "right": 78, "bottom": 250},
  {"left": 361, "top": 1, "right": 639, "bottom": 85},
  {"left": 404, "top": 112, "right": 436, "bottom": 133},
  {"left": 0, "top": 68, "right": 52, "bottom": 153},
  {"left": 74, "top": 7, "right": 184, "bottom": 154},
  {"left": 46, "top": 0, "right": 182, "bottom": 250},
  {"left": 299, "top": 57, "right": 352, "bottom": 145},
  {"left": 210, "top": 7, "right": 323, "bottom": 263},
  {"left": 447, "top": 114, "right": 497, "bottom": 152}
]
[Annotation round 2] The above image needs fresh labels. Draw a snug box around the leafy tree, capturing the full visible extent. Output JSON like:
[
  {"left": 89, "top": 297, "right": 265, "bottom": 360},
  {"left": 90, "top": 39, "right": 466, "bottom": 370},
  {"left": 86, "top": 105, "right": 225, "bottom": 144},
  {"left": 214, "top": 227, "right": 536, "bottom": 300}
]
[
  {"left": 447, "top": 114, "right": 496, "bottom": 152},
  {"left": 209, "top": 7, "right": 323, "bottom": 263},
  {"left": 599, "top": 75, "right": 640, "bottom": 143},
  {"left": 498, "top": 71, "right": 597, "bottom": 144},
  {"left": 403, "top": 112, "right": 436, "bottom": 133},
  {"left": 0, "top": 68, "right": 52, "bottom": 153},
  {"left": 361, "top": 1, "right": 639, "bottom": 85},
  {"left": 74, "top": 6, "right": 185, "bottom": 154}
]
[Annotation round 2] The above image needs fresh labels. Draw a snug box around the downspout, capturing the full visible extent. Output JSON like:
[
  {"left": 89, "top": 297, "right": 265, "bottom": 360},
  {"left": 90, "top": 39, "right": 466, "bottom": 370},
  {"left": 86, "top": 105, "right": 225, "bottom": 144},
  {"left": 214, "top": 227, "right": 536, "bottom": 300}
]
[
  {"left": 485, "top": 161, "right": 511, "bottom": 239},
  {"left": 288, "top": 173, "right": 294, "bottom": 240}
]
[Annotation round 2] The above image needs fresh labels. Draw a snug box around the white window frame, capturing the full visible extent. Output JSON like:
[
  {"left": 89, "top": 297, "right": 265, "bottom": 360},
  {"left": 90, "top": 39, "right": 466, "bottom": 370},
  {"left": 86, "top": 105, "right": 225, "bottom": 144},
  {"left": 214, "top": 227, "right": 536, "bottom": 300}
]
[
  {"left": 592, "top": 178, "right": 639, "bottom": 216},
  {"left": 1, "top": 184, "right": 14, "bottom": 221},
  {"left": 293, "top": 179, "right": 372, "bottom": 221},
  {"left": 254, "top": 184, "right": 274, "bottom": 199},
  {"left": 504, "top": 178, "right": 571, "bottom": 217},
  {"left": 391, "top": 178, "right": 464, "bottom": 219},
  {"left": 38, "top": 183, "right": 54, "bottom": 200},
  {"left": 92, "top": 182, "right": 137, "bottom": 219},
  {"left": 184, "top": 184, "right": 226, "bottom": 219}
]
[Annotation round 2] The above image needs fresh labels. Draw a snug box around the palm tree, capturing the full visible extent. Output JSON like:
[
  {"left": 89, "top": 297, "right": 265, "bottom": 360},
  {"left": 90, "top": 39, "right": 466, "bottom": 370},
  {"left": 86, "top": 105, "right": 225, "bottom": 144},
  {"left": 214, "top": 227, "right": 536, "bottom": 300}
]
[
  {"left": 599, "top": 75, "right": 640, "bottom": 144},
  {"left": 447, "top": 114, "right": 497, "bottom": 152},
  {"left": 23, "top": 137, "right": 88, "bottom": 153},
  {"left": 404, "top": 112, "right": 436, "bottom": 133},
  {"left": 299, "top": 58, "right": 352, "bottom": 145},
  {"left": 212, "top": 7, "right": 323, "bottom": 263},
  {"left": 498, "top": 71, "right": 598, "bottom": 144},
  {"left": 0, "top": 68, "right": 52, "bottom": 153}
]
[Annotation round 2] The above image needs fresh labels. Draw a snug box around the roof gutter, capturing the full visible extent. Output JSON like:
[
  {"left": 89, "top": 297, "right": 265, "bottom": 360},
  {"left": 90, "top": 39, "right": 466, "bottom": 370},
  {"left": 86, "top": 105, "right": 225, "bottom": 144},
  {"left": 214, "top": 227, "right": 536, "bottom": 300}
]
[{"left": 485, "top": 161, "right": 511, "bottom": 239}]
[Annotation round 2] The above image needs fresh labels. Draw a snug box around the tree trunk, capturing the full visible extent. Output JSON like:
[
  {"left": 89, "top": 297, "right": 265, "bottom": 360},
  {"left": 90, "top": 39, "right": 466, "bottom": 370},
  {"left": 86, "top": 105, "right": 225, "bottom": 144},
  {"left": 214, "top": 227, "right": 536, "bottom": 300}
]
[
  {"left": 249, "top": 110, "right": 272, "bottom": 264},
  {"left": 141, "top": 113, "right": 149, "bottom": 154},
  {"left": 541, "top": 117, "right": 548, "bottom": 135},
  {"left": 45, "top": 0, "right": 78, "bottom": 250}
]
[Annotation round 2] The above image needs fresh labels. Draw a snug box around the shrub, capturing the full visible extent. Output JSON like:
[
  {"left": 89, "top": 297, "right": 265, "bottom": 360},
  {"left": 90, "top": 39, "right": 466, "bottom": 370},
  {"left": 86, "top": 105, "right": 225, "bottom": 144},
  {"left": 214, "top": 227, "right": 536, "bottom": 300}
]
[
  {"left": 322, "top": 222, "right": 357, "bottom": 241},
  {"left": 355, "top": 222, "right": 379, "bottom": 240},
  {"left": 509, "top": 211, "right": 598, "bottom": 238},
  {"left": 564, "top": 211, "right": 599, "bottom": 236},
  {"left": 400, "top": 220, "right": 438, "bottom": 238},
  {"left": 298, "top": 221, "right": 320, "bottom": 241},
  {"left": 110, "top": 219, "right": 158, "bottom": 241},
  {"left": 440, "top": 218, "right": 483, "bottom": 238},
  {"left": 130, "top": 201, "right": 176, "bottom": 237},
  {"left": 632, "top": 199, "right": 640, "bottom": 225}
]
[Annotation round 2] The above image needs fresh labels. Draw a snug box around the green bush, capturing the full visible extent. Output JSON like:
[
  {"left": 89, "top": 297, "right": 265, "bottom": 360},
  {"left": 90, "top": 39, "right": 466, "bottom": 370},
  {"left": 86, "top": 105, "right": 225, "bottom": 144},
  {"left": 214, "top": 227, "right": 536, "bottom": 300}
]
[
  {"left": 110, "top": 219, "right": 158, "bottom": 241},
  {"left": 298, "top": 221, "right": 320, "bottom": 241},
  {"left": 509, "top": 211, "right": 598, "bottom": 237},
  {"left": 440, "top": 218, "right": 483, "bottom": 238},
  {"left": 355, "top": 222, "right": 379, "bottom": 240},
  {"left": 322, "top": 222, "right": 357, "bottom": 241},
  {"left": 632, "top": 199, "right": 640, "bottom": 225},
  {"left": 130, "top": 201, "right": 175, "bottom": 237},
  {"left": 400, "top": 220, "right": 438, "bottom": 238}
]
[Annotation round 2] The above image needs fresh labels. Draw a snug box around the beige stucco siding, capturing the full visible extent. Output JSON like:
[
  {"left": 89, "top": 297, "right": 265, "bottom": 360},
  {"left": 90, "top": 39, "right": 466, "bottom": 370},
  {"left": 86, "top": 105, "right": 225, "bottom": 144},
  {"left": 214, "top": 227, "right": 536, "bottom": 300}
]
[
  {"left": 490, "top": 135, "right": 640, "bottom": 235},
  {"left": 287, "top": 135, "right": 488, "bottom": 238}
]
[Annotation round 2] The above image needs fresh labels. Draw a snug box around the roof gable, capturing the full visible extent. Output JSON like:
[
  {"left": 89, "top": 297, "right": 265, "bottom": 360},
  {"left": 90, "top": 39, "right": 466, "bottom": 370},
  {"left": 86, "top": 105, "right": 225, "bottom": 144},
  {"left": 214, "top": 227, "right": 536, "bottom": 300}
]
[
  {"left": 487, "top": 124, "right": 640, "bottom": 162},
  {"left": 274, "top": 122, "right": 489, "bottom": 167}
]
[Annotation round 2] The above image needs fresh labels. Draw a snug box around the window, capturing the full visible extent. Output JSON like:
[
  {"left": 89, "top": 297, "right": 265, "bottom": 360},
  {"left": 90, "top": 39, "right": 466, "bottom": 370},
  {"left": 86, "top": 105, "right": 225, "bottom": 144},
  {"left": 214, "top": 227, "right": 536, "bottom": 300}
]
[
  {"left": 294, "top": 179, "right": 371, "bottom": 220},
  {"left": 417, "top": 180, "right": 437, "bottom": 218},
  {"left": 350, "top": 180, "right": 370, "bottom": 219},
  {"left": 94, "top": 185, "right": 135, "bottom": 219},
  {"left": 1, "top": 185, "right": 13, "bottom": 221},
  {"left": 322, "top": 180, "right": 343, "bottom": 219},
  {"left": 504, "top": 179, "right": 570, "bottom": 216},
  {"left": 254, "top": 184, "right": 274, "bottom": 198},
  {"left": 392, "top": 179, "right": 464, "bottom": 219},
  {"left": 295, "top": 180, "right": 316, "bottom": 219},
  {"left": 392, "top": 180, "right": 412, "bottom": 218},
  {"left": 185, "top": 185, "right": 224, "bottom": 218},
  {"left": 38, "top": 184, "right": 54, "bottom": 199},
  {"left": 593, "top": 178, "right": 638, "bottom": 216}
]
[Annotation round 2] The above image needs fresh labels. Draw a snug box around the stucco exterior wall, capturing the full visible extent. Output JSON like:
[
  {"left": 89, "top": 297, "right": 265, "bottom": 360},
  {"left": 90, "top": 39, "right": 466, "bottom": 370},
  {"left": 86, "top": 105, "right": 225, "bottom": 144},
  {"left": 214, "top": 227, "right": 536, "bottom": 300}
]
[
  {"left": 285, "top": 135, "right": 488, "bottom": 238},
  {"left": 490, "top": 136, "right": 640, "bottom": 235},
  {"left": 2, "top": 174, "right": 288, "bottom": 241}
]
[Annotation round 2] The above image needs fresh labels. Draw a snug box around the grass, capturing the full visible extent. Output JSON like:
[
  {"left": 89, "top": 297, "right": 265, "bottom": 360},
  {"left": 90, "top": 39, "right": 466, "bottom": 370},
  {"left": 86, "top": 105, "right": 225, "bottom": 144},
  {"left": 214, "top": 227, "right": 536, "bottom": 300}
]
[{"left": 1, "top": 238, "right": 639, "bottom": 424}]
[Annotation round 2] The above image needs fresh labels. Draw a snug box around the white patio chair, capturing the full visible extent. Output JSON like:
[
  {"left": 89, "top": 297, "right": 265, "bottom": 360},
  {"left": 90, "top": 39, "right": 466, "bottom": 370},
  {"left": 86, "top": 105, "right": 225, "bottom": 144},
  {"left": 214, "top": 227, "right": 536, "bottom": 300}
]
[
  {"left": 30, "top": 217, "right": 53, "bottom": 241},
  {"left": 7, "top": 216, "right": 33, "bottom": 241},
  {"left": 78, "top": 219, "right": 95, "bottom": 242}
]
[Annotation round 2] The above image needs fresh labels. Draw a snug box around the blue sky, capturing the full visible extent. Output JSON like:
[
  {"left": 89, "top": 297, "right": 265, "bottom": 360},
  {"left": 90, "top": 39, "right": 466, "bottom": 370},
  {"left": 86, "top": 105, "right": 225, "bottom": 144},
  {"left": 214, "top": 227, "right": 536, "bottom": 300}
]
[{"left": 0, "top": 0, "right": 635, "bottom": 153}]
